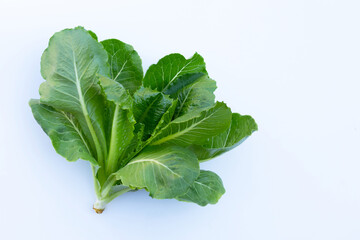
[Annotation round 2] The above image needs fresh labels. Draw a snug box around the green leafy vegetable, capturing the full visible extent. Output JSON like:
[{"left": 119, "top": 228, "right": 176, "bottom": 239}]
[{"left": 30, "top": 27, "right": 257, "bottom": 213}]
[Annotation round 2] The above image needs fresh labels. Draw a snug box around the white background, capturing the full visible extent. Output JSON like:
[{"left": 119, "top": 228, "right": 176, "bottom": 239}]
[{"left": 0, "top": 0, "right": 359, "bottom": 239}]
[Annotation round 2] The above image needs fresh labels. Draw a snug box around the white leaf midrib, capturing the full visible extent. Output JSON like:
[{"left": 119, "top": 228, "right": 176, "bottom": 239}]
[
  {"left": 61, "top": 111, "right": 92, "bottom": 154},
  {"left": 194, "top": 180, "right": 218, "bottom": 192},
  {"left": 72, "top": 50, "right": 104, "bottom": 162},
  {"left": 126, "top": 158, "right": 181, "bottom": 178}
]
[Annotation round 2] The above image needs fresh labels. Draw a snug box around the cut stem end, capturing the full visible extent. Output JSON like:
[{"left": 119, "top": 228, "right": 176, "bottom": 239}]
[
  {"left": 93, "top": 206, "right": 105, "bottom": 214},
  {"left": 93, "top": 199, "right": 107, "bottom": 214}
]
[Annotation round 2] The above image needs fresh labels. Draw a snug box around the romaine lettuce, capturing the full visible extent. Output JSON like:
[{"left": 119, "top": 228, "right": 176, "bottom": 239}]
[{"left": 29, "top": 27, "right": 257, "bottom": 213}]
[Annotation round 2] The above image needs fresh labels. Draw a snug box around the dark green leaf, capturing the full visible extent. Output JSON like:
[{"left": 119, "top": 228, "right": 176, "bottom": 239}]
[
  {"left": 166, "top": 73, "right": 217, "bottom": 118},
  {"left": 87, "top": 30, "right": 98, "bottom": 41},
  {"left": 151, "top": 99, "right": 178, "bottom": 136},
  {"left": 190, "top": 113, "right": 258, "bottom": 161},
  {"left": 133, "top": 87, "right": 173, "bottom": 140},
  {"left": 150, "top": 102, "right": 232, "bottom": 146},
  {"left": 101, "top": 39, "right": 143, "bottom": 94},
  {"left": 143, "top": 53, "right": 207, "bottom": 92}
]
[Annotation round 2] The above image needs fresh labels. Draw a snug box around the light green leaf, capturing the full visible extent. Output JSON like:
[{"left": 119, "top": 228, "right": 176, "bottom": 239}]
[
  {"left": 133, "top": 87, "right": 173, "bottom": 140},
  {"left": 101, "top": 39, "right": 143, "bottom": 94},
  {"left": 190, "top": 113, "right": 258, "bottom": 162},
  {"left": 176, "top": 170, "right": 225, "bottom": 206},
  {"left": 116, "top": 145, "right": 200, "bottom": 199},
  {"left": 39, "top": 27, "right": 109, "bottom": 167},
  {"left": 149, "top": 102, "right": 232, "bottom": 147},
  {"left": 29, "top": 99, "right": 97, "bottom": 165},
  {"left": 98, "top": 76, "right": 136, "bottom": 175},
  {"left": 98, "top": 75, "right": 132, "bottom": 108},
  {"left": 143, "top": 53, "right": 207, "bottom": 92}
]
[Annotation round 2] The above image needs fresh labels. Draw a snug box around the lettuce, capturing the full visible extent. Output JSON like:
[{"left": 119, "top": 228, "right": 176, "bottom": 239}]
[{"left": 29, "top": 27, "right": 257, "bottom": 213}]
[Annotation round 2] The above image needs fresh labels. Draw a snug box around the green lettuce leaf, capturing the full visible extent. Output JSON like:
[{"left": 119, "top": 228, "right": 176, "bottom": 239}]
[
  {"left": 143, "top": 53, "right": 207, "bottom": 92},
  {"left": 98, "top": 76, "right": 136, "bottom": 174},
  {"left": 151, "top": 99, "right": 178, "bottom": 136},
  {"left": 118, "top": 123, "right": 145, "bottom": 168},
  {"left": 39, "top": 27, "right": 109, "bottom": 168},
  {"left": 190, "top": 113, "right": 258, "bottom": 161},
  {"left": 176, "top": 170, "right": 225, "bottom": 206},
  {"left": 150, "top": 102, "right": 232, "bottom": 146},
  {"left": 165, "top": 73, "right": 217, "bottom": 118},
  {"left": 87, "top": 30, "right": 98, "bottom": 41},
  {"left": 101, "top": 39, "right": 143, "bottom": 94},
  {"left": 98, "top": 75, "right": 132, "bottom": 108},
  {"left": 115, "top": 145, "right": 200, "bottom": 199},
  {"left": 133, "top": 87, "right": 173, "bottom": 140},
  {"left": 29, "top": 99, "right": 97, "bottom": 165}
]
